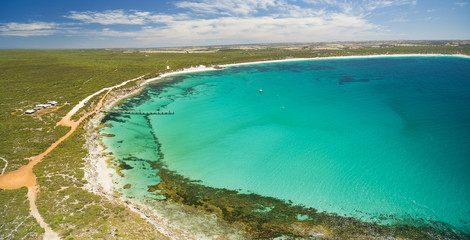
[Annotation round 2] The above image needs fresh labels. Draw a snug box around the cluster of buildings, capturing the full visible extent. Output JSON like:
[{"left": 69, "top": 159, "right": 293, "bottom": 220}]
[{"left": 25, "top": 101, "right": 58, "bottom": 114}]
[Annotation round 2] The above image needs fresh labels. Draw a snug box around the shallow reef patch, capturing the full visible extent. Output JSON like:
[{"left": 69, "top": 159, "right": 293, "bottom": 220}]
[{"left": 145, "top": 159, "right": 467, "bottom": 239}]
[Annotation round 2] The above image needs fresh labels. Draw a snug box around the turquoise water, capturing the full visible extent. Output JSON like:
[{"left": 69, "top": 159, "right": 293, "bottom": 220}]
[{"left": 101, "top": 56, "right": 470, "bottom": 233}]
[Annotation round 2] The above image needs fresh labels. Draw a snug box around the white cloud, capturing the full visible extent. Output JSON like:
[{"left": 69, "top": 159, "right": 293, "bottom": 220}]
[
  {"left": 175, "top": 0, "right": 286, "bottom": 16},
  {"left": 302, "top": 0, "right": 417, "bottom": 13},
  {"left": 455, "top": 2, "right": 468, "bottom": 7},
  {"left": 56, "top": 0, "right": 385, "bottom": 45},
  {"left": 0, "top": 0, "right": 408, "bottom": 44},
  {"left": 64, "top": 10, "right": 188, "bottom": 25},
  {"left": 91, "top": 13, "right": 381, "bottom": 46},
  {"left": 0, "top": 22, "right": 57, "bottom": 36},
  {"left": 66, "top": 10, "right": 149, "bottom": 25},
  {"left": 1, "top": 22, "right": 56, "bottom": 31}
]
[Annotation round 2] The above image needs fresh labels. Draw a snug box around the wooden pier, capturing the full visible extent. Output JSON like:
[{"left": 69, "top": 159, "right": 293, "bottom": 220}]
[{"left": 101, "top": 110, "right": 174, "bottom": 115}]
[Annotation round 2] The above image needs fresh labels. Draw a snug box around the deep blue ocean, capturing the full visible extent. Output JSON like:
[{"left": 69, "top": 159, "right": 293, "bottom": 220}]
[{"left": 101, "top": 56, "right": 470, "bottom": 233}]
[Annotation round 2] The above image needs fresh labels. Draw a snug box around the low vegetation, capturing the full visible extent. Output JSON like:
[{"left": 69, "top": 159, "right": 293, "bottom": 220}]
[
  {"left": 1, "top": 41, "right": 469, "bottom": 239},
  {"left": 34, "top": 128, "right": 169, "bottom": 239},
  {"left": 0, "top": 187, "right": 44, "bottom": 239}
]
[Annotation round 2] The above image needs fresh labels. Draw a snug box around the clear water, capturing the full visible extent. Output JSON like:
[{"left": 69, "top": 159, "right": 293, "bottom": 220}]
[{"left": 101, "top": 56, "right": 470, "bottom": 233}]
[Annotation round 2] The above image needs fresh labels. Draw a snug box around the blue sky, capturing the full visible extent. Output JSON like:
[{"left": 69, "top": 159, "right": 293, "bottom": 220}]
[{"left": 0, "top": 0, "right": 469, "bottom": 48}]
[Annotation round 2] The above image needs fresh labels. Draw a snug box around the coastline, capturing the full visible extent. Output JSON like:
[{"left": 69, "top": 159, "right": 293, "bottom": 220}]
[
  {"left": 83, "top": 68, "right": 249, "bottom": 239},
  {"left": 83, "top": 83, "right": 190, "bottom": 239},
  {"left": 83, "top": 54, "right": 470, "bottom": 239},
  {"left": 219, "top": 53, "right": 470, "bottom": 68},
  {"left": 83, "top": 65, "right": 220, "bottom": 196},
  {"left": 137, "top": 54, "right": 470, "bottom": 87},
  {"left": 84, "top": 109, "right": 250, "bottom": 240}
]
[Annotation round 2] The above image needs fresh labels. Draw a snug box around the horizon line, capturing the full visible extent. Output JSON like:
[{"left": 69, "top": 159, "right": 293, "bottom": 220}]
[{"left": 1, "top": 39, "right": 469, "bottom": 50}]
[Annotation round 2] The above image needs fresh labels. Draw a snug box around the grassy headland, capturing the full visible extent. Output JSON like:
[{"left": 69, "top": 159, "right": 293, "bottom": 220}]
[{"left": 1, "top": 41, "right": 469, "bottom": 239}]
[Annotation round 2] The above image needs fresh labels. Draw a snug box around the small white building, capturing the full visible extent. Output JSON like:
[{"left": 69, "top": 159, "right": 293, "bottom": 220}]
[
  {"left": 25, "top": 110, "right": 36, "bottom": 114},
  {"left": 48, "top": 101, "right": 58, "bottom": 105},
  {"left": 36, "top": 104, "right": 51, "bottom": 109}
]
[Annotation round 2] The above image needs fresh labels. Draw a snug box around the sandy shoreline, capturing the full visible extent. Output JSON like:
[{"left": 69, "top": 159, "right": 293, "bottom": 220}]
[
  {"left": 222, "top": 53, "right": 470, "bottom": 67},
  {"left": 83, "top": 69, "right": 248, "bottom": 239},
  {"left": 137, "top": 54, "right": 469, "bottom": 87},
  {"left": 84, "top": 96, "right": 188, "bottom": 239},
  {"left": 83, "top": 54, "right": 469, "bottom": 239}
]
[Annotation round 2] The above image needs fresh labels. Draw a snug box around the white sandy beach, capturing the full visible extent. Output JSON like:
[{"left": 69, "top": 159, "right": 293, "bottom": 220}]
[{"left": 220, "top": 53, "right": 470, "bottom": 68}]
